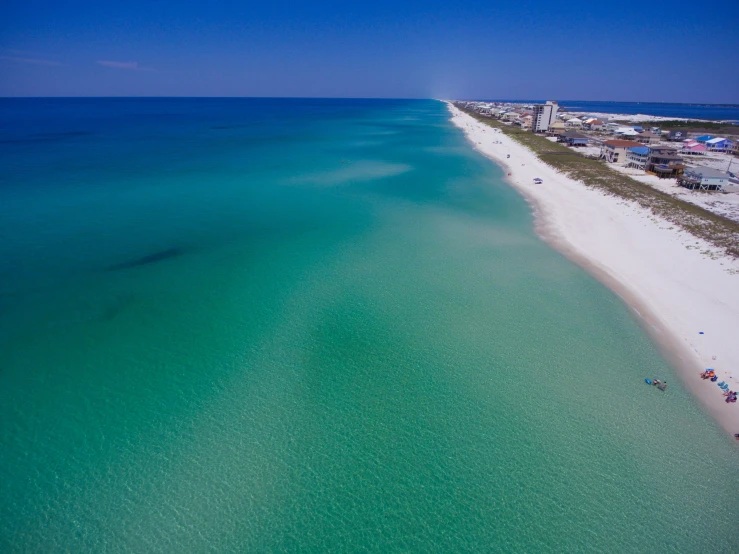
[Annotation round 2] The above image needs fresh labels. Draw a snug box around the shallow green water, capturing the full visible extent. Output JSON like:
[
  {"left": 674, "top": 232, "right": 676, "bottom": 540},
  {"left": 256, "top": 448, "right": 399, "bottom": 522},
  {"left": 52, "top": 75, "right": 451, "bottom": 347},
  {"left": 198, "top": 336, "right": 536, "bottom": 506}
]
[{"left": 0, "top": 98, "right": 737, "bottom": 552}]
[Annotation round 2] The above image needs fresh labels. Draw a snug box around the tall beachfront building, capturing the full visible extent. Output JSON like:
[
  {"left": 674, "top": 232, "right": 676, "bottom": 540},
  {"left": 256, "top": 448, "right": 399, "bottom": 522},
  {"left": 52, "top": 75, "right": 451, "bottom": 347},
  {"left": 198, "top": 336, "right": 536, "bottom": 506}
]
[{"left": 532, "top": 101, "right": 559, "bottom": 132}]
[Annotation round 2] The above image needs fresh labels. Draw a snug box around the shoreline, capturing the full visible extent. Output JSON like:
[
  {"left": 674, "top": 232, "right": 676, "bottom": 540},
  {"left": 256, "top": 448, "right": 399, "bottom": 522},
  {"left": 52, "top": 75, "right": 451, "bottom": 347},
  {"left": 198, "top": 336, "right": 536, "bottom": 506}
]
[{"left": 445, "top": 101, "right": 739, "bottom": 438}]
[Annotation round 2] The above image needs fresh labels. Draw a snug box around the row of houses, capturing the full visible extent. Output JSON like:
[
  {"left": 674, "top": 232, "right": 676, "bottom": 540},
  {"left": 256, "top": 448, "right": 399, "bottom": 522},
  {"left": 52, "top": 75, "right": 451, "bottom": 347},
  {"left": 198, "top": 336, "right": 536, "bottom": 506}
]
[
  {"left": 693, "top": 136, "right": 733, "bottom": 151},
  {"left": 463, "top": 101, "right": 559, "bottom": 132},
  {"left": 458, "top": 100, "right": 737, "bottom": 191},
  {"left": 462, "top": 101, "right": 737, "bottom": 155},
  {"left": 552, "top": 125, "right": 663, "bottom": 145},
  {"left": 601, "top": 140, "right": 733, "bottom": 189},
  {"left": 598, "top": 140, "right": 687, "bottom": 178},
  {"left": 666, "top": 132, "right": 738, "bottom": 153}
]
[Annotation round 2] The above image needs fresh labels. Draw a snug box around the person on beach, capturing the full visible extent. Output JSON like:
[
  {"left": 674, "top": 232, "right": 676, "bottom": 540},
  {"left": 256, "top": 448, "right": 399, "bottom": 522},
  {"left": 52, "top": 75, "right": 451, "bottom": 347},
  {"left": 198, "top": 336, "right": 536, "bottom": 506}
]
[{"left": 658, "top": 381, "right": 667, "bottom": 391}]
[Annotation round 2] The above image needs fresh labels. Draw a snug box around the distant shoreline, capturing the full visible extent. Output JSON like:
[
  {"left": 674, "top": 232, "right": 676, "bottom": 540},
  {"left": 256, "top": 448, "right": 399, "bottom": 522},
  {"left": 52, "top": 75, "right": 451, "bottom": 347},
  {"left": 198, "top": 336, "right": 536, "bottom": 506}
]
[
  {"left": 446, "top": 101, "right": 739, "bottom": 437},
  {"left": 455, "top": 100, "right": 739, "bottom": 123}
]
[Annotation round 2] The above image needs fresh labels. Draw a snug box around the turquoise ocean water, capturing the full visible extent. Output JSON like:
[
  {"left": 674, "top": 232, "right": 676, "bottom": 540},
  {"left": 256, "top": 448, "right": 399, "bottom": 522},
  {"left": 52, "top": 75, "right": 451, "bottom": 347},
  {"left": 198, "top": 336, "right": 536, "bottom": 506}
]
[{"left": 1, "top": 98, "right": 737, "bottom": 552}]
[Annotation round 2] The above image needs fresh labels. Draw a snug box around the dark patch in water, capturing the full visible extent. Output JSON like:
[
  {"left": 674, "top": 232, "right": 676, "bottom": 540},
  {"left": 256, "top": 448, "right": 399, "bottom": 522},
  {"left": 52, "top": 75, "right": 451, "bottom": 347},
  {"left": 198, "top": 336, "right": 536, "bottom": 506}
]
[{"left": 107, "top": 247, "right": 184, "bottom": 271}]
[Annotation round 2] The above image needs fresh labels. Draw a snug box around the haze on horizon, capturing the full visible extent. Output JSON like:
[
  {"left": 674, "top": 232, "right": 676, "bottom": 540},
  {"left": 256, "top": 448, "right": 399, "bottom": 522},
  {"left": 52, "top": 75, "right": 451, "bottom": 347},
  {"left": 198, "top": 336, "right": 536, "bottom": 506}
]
[{"left": 2, "top": 0, "right": 738, "bottom": 103}]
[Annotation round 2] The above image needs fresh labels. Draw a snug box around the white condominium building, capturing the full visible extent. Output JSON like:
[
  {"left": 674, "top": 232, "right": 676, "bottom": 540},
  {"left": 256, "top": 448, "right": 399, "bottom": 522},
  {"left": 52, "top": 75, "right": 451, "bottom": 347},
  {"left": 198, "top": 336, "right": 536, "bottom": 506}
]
[{"left": 532, "top": 101, "right": 559, "bottom": 132}]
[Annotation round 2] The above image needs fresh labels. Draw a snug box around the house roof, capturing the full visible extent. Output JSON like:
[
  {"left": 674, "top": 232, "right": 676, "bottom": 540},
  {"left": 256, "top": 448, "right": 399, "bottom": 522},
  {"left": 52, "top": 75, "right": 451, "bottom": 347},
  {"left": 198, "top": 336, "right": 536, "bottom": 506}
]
[
  {"left": 684, "top": 167, "right": 730, "bottom": 179},
  {"left": 628, "top": 146, "right": 650, "bottom": 155},
  {"left": 696, "top": 135, "right": 714, "bottom": 141},
  {"left": 650, "top": 154, "right": 683, "bottom": 161},
  {"left": 705, "top": 137, "right": 728, "bottom": 144},
  {"left": 603, "top": 140, "right": 643, "bottom": 148},
  {"left": 638, "top": 131, "right": 659, "bottom": 137}
]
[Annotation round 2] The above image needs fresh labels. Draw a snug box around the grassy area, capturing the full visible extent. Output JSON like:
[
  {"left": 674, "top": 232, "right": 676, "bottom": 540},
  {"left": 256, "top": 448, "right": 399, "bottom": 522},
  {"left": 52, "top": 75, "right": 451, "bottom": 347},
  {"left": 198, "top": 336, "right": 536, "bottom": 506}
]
[
  {"left": 457, "top": 106, "right": 739, "bottom": 258},
  {"left": 625, "top": 119, "right": 739, "bottom": 134}
]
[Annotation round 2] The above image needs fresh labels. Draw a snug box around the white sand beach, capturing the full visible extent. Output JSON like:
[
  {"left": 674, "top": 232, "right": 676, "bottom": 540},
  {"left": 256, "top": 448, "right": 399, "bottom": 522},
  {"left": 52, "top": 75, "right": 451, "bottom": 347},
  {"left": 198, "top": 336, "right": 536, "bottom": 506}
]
[{"left": 447, "top": 102, "right": 739, "bottom": 436}]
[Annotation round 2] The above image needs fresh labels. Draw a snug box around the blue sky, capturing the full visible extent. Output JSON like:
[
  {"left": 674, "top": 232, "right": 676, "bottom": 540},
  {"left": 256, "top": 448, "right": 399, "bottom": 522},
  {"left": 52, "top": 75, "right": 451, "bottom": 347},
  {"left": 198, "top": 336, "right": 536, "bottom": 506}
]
[{"left": 2, "top": 0, "right": 738, "bottom": 101}]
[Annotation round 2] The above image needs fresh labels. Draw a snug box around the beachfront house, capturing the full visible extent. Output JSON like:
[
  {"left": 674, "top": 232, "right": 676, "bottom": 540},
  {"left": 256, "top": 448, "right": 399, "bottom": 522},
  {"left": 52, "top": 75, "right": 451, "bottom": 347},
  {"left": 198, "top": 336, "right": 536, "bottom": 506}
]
[
  {"left": 649, "top": 145, "right": 679, "bottom": 156},
  {"left": 600, "top": 140, "right": 643, "bottom": 164},
  {"left": 679, "top": 167, "right": 730, "bottom": 191},
  {"left": 547, "top": 121, "right": 566, "bottom": 136},
  {"left": 532, "top": 101, "right": 559, "bottom": 133},
  {"left": 682, "top": 140, "right": 707, "bottom": 156},
  {"left": 613, "top": 127, "right": 639, "bottom": 138},
  {"left": 705, "top": 138, "right": 732, "bottom": 152},
  {"left": 636, "top": 131, "right": 660, "bottom": 145},
  {"left": 667, "top": 130, "right": 688, "bottom": 141},
  {"left": 566, "top": 118, "right": 583, "bottom": 128},
  {"left": 626, "top": 146, "right": 650, "bottom": 170},
  {"left": 646, "top": 148, "right": 685, "bottom": 178},
  {"left": 559, "top": 131, "right": 589, "bottom": 147},
  {"left": 585, "top": 119, "right": 604, "bottom": 131}
]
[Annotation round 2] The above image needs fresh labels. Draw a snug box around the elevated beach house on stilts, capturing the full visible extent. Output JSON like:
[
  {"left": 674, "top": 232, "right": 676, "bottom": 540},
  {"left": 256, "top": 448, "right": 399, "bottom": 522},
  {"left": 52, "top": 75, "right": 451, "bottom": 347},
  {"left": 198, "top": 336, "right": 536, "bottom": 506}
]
[
  {"left": 705, "top": 138, "right": 732, "bottom": 152},
  {"left": 646, "top": 147, "right": 685, "bottom": 178},
  {"left": 679, "top": 167, "right": 731, "bottom": 191},
  {"left": 600, "top": 140, "right": 643, "bottom": 164},
  {"left": 682, "top": 140, "right": 707, "bottom": 156},
  {"left": 626, "top": 146, "right": 650, "bottom": 170}
]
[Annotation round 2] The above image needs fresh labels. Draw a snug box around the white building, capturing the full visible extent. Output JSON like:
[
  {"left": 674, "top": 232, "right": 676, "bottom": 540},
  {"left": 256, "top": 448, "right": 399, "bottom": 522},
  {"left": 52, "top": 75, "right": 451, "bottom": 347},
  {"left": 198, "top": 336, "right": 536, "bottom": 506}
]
[
  {"left": 600, "top": 140, "right": 643, "bottom": 164},
  {"left": 532, "top": 101, "right": 559, "bottom": 132},
  {"left": 679, "top": 167, "right": 730, "bottom": 191}
]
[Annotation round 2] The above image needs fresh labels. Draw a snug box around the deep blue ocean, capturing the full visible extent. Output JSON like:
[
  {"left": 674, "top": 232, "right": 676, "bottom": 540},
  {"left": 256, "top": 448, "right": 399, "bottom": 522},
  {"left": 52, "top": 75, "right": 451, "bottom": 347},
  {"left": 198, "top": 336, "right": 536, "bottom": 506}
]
[
  {"left": 1, "top": 98, "right": 738, "bottom": 552},
  {"left": 482, "top": 99, "right": 739, "bottom": 121}
]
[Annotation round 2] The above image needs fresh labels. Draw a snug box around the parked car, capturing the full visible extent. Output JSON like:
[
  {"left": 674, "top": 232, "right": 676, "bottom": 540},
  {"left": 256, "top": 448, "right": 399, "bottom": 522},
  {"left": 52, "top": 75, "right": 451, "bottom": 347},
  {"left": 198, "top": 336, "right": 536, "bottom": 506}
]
[{"left": 533, "top": 178, "right": 543, "bottom": 184}]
